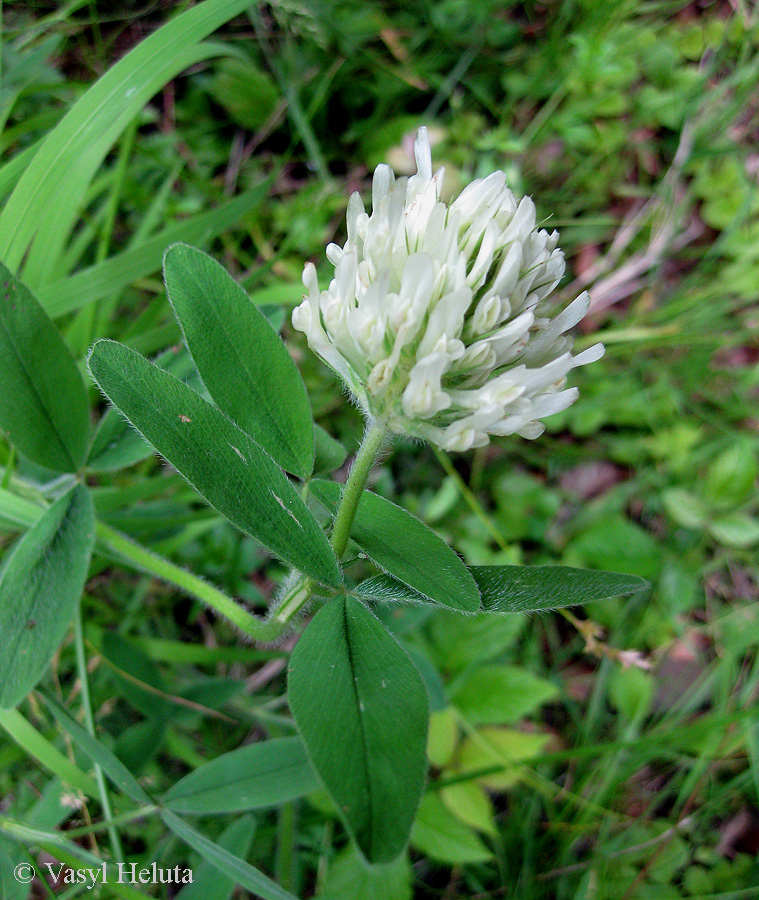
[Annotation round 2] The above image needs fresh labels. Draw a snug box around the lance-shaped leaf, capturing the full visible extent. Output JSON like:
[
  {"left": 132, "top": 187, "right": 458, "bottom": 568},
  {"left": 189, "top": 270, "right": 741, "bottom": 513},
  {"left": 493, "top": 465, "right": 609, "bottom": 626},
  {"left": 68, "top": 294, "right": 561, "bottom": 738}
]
[
  {"left": 164, "top": 244, "right": 314, "bottom": 477},
  {"left": 472, "top": 565, "right": 649, "bottom": 613},
  {"left": 88, "top": 340, "right": 340, "bottom": 587},
  {"left": 310, "top": 480, "right": 479, "bottom": 612},
  {"left": 0, "top": 261, "right": 89, "bottom": 472},
  {"left": 0, "top": 485, "right": 95, "bottom": 708},
  {"left": 163, "top": 737, "right": 318, "bottom": 814},
  {"left": 359, "top": 566, "right": 648, "bottom": 613},
  {"left": 288, "top": 595, "right": 428, "bottom": 864}
]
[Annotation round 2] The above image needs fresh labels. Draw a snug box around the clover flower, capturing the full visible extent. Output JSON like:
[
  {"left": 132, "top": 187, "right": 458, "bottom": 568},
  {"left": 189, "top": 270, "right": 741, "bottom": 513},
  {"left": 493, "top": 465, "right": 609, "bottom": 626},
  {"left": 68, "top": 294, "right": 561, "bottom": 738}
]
[{"left": 292, "top": 127, "right": 604, "bottom": 451}]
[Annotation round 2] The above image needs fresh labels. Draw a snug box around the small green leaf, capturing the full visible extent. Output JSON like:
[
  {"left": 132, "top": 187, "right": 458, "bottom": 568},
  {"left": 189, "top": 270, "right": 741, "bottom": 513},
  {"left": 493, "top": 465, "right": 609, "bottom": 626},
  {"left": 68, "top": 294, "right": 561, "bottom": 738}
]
[
  {"left": 709, "top": 513, "right": 759, "bottom": 548},
  {"left": 313, "top": 424, "right": 347, "bottom": 474},
  {"left": 608, "top": 666, "right": 653, "bottom": 722},
  {"left": 440, "top": 782, "right": 497, "bottom": 837},
  {"left": 88, "top": 340, "right": 340, "bottom": 586},
  {"left": 450, "top": 665, "right": 559, "bottom": 725},
  {"left": 471, "top": 565, "right": 648, "bottom": 614},
  {"left": 163, "top": 737, "right": 319, "bottom": 814},
  {"left": 457, "top": 727, "right": 550, "bottom": 790},
  {"left": 704, "top": 444, "right": 758, "bottom": 507},
  {"left": 320, "top": 844, "right": 412, "bottom": 900},
  {"left": 429, "top": 610, "right": 525, "bottom": 672},
  {"left": 288, "top": 595, "right": 428, "bottom": 864},
  {"left": 662, "top": 489, "right": 708, "bottom": 529},
  {"left": 39, "top": 693, "right": 153, "bottom": 806},
  {"left": 163, "top": 244, "right": 314, "bottom": 477},
  {"left": 310, "top": 480, "right": 479, "bottom": 612},
  {"left": 0, "top": 261, "right": 89, "bottom": 472},
  {"left": 410, "top": 794, "right": 492, "bottom": 864},
  {"left": 162, "top": 810, "right": 297, "bottom": 900},
  {"left": 0, "top": 485, "right": 94, "bottom": 708}
]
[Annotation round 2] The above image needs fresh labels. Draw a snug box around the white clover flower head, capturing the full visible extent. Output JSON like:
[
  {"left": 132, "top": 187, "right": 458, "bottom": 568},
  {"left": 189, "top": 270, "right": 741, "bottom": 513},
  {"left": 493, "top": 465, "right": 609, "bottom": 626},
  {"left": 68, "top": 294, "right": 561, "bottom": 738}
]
[{"left": 292, "top": 127, "right": 604, "bottom": 452}]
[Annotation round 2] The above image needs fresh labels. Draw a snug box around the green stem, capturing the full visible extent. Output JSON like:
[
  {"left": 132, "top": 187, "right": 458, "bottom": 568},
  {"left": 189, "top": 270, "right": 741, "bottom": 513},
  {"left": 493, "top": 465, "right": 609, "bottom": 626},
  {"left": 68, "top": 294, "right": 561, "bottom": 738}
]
[
  {"left": 275, "top": 801, "right": 297, "bottom": 891},
  {"left": 1, "top": 421, "right": 387, "bottom": 645},
  {"left": 330, "top": 419, "right": 387, "bottom": 559},
  {"left": 274, "top": 419, "right": 387, "bottom": 626},
  {"left": 95, "top": 522, "right": 283, "bottom": 643},
  {"left": 73, "top": 609, "right": 124, "bottom": 865}
]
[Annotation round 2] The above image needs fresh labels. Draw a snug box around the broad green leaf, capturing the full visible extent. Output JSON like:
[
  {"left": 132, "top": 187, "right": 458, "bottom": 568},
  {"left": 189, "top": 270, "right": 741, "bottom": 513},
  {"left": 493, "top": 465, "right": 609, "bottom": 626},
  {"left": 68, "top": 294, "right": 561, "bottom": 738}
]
[
  {"left": 410, "top": 794, "right": 492, "bottom": 865},
  {"left": 471, "top": 565, "right": 648, "bottom": 614},
  {"left": 310, "top": 480, "right": 479, "bottom": 612},
  {"left": 288, "top": 595, "right": 428, "bottom": 863},
  {"left": 162, "top": 810, "right": 297, "bottom": 900},
  {"left": 163, "top": 737, "right": 319, "bottom": 814},
  {"left": 456, "top": 727, "right": 550, "bottom": 791},
  {"left": 0, "top": 485, "right": 94, "bottom": 708},
  {"left": 87, "top": 340, "right": 340, "bottom": 586},
  {"left": 319, "top": 845, "right": 412, "bottom": 900},
  {"left": 313, "top": 424, "right": 347, "bottom": 474},
  {"left": 39, "top": 694, "right": 153, "bottom": 806},
  {"left": 450, "top": 665, "right": 559, "bottom": 725},
  {"left": 175, "top": 815, "right": 256, "bottom": 900},
  {"left": 163, "top": 243, "right": 314, "bottom": 477},
  {"left": 0, "top": 0, "right": 256, "bottom": 282},
  {"left": 38, "top": 181, "right": 271, "bottom": 318},
  {"left": 0, "top": 261, "right": 89, "bottom": 471}
]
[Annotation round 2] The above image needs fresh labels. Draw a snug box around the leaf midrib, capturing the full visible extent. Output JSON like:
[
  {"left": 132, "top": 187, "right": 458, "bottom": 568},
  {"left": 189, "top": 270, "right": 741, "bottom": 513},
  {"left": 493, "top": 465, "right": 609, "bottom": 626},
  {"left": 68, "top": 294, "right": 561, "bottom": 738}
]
[{"left": 342, "top": 597, "right": 376, "bottom": 860}]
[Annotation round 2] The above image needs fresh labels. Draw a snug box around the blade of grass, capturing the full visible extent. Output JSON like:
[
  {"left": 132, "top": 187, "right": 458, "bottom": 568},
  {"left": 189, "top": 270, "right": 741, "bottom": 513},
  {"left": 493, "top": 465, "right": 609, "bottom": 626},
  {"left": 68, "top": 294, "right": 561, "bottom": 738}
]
[
  {"left": 0, "top": 0, "right": 254, "bottom": 283},
  {"left": 37, "top": 179, "right": 273, "bottom": 318}
]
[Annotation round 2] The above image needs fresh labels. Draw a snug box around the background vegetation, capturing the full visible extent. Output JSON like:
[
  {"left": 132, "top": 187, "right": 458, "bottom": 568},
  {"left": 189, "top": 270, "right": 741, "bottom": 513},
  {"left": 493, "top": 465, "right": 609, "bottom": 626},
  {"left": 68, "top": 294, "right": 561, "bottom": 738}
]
[{"left": 1, "top": 0, "right": 758, "bottom": 897}]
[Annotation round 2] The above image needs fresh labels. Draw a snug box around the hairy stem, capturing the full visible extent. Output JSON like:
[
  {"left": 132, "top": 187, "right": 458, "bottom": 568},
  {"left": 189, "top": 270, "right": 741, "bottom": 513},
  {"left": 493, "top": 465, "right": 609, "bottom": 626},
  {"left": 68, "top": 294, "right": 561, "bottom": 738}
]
[
  {"left": 330, "top": 419, "right": 387, "bottom": 559},
  {"left": 274, "top": 419, "right": 387, "bottom": 627}
]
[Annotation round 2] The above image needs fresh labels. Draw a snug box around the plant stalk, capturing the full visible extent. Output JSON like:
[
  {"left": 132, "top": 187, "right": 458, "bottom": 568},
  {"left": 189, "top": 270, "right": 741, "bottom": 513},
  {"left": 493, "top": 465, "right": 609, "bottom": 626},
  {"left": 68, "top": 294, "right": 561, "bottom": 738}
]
[
  {"left": 274, "top": 418, "right": 387, "bottom": 626},
  {"left": 329, "top": 419, "right": 387, "bottom": 559}
]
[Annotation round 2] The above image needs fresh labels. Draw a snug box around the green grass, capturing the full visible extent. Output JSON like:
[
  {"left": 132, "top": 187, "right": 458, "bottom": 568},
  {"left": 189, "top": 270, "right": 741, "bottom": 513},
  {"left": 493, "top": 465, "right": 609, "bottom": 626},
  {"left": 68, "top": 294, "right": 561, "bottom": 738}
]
[{"left": 1, "top": 1, "right": 759, "bottom": 898}]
